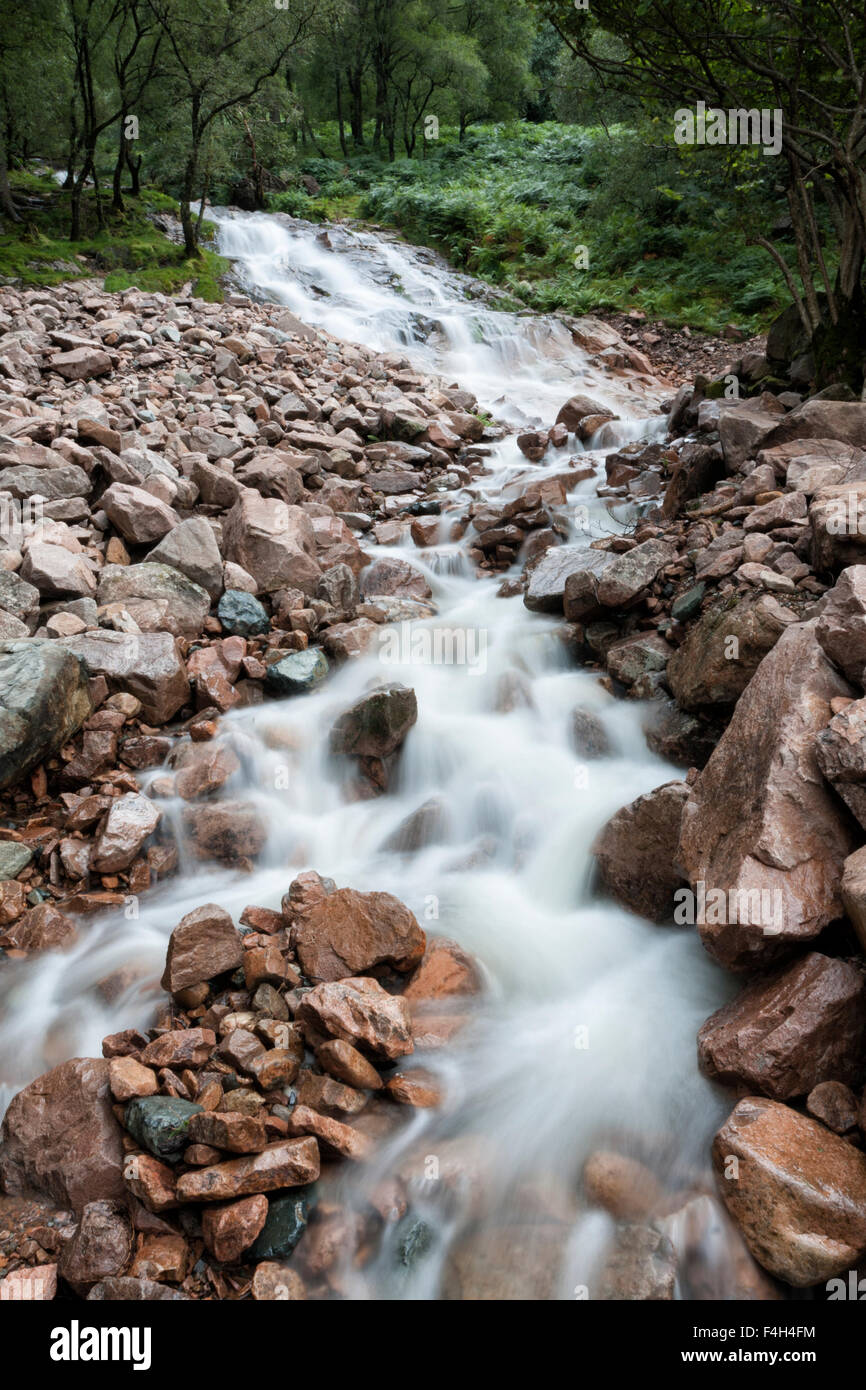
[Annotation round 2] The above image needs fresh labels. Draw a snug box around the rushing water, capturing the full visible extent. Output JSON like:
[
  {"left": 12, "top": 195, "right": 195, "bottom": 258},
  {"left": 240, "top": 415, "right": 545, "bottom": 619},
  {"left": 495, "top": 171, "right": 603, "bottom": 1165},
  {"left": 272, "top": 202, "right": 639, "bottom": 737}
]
[{"left": 0, "top": 209, "right": 740, "bottom": 1299}]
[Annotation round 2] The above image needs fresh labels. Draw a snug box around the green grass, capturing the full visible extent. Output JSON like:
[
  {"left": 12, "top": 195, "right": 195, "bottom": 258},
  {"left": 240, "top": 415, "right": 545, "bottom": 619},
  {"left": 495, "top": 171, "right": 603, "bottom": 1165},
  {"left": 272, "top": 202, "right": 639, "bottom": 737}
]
[
  {"left": 266, "top": 122, "right": 803, "bottom": 335},
  {"left": 0, "top": 171, "right": 228, "bottom": 300}
]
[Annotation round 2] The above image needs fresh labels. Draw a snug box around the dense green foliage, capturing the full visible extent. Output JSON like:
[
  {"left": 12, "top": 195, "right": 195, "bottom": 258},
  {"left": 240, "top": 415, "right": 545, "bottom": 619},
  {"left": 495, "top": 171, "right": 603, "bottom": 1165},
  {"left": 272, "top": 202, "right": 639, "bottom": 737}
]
[
  {"left": 269, "top": 122, "right": 787, "bottom": 333},
  {"left": 0, "top": 0, "right": 858, "bottom": 363}
]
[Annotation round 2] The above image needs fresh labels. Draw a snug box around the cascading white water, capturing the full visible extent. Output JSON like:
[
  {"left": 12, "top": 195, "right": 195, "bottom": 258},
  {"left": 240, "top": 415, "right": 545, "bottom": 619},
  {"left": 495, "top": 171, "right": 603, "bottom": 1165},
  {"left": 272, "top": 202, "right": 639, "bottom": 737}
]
[{"left": 0, "top": 208, "right": 740, "bottom": 1299}]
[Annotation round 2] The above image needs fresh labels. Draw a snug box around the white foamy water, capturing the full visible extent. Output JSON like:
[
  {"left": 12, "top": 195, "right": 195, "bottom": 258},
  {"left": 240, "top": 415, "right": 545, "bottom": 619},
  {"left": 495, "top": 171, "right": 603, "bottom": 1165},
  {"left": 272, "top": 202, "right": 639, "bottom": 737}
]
[{"left": 0, "top": 210, "right": 739, "bottom": 1299}]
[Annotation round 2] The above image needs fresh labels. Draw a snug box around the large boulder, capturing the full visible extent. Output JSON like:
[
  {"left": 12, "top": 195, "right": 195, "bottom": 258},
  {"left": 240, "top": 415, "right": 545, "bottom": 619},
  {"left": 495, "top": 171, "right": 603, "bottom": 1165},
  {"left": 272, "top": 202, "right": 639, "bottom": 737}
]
[
  {"left": 816, "top": 696, "right": 866, "bottom": 827},
  {"left": 293, "top": 887, "right": 426, "bottom": 983},
  {"left": 222, "top": 490, "right": 321, "bottom": 595},
  {"left": 329, "top": 684, "right": 417, "bottom": 759},
  {"left": 360, "top": 557, "right": 432, "bottom": 602},
  {"left": 815, "top": 566, "right": 866, "bottom": 684},
  {"left": 593, "top": 539, "right": 675, "bottom": 609},
  {"left": 96, "top": 563, "right": 210, "bottom": 638},
  {"left": 717, "top": 400, "right": 784, "bottom": 471},
  {"left": 667, "top": 593, "right": 795, "bottom": 711},
  {"left": 592, "top": 781, "right": 689, "bottom": 922},
  {"left": 810, "top": 482, "right": 866, "bottom": 572},
  {"left": 523, "top": 546, "right": 608, "bottom": 615},
  {"left": 712, "top": 1096, "right": 866, "bottom": 1286},
  {"left": 101, "top": 482, "right": 178, "bottom": 544},
  {"left": 678, "top": 621, "right": 856, "bottom": 971},
  {"left": 146, "top": 517, "right": 224, "bottom": 600},
  {"left": 759, "top": 400, "right": 866, "bottom": 454},
  {"left": 698, "top": 953, "right": 866, "bottom": 1099},
  {"left": 0, "top": 1058, "right": 125, "bottom": 1213},
  {"left": 161, "top": 904, "right": 243, "bottom": 994},
  {"left": 60, "top": 631, "right": 189, "bottom": 724},
  {"left": 0, "top": 640, "right": 91, "bottom": 790}
]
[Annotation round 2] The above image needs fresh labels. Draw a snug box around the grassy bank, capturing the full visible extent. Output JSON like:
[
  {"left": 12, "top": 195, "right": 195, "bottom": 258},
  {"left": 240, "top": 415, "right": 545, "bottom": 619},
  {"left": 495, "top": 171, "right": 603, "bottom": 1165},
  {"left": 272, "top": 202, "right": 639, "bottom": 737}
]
[
  {"left": 0, "top": 171, "right": 228, "bottom": 299},
  {"left": 267, "top": 122, "right": 792, "bottom": 336}
]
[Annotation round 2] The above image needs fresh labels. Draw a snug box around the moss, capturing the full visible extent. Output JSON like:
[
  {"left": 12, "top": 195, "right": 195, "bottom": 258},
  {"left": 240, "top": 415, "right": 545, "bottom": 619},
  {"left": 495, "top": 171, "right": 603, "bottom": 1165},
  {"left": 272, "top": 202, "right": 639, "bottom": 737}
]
[{"left": 0, "top": 171, "right": 226, "bottom": 300}]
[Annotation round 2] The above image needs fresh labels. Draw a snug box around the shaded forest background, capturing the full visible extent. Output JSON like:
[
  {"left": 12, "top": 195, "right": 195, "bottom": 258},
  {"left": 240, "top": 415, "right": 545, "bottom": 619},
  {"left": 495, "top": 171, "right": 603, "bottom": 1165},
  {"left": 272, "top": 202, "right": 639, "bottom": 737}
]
[{"left": 1, "top": 0, "right": 863, "bottom": 379}]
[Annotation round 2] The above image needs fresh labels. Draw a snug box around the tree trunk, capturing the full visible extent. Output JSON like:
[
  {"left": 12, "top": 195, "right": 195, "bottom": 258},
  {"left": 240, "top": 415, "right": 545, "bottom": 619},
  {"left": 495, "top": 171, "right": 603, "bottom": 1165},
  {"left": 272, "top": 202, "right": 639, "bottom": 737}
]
[
  {"left": 335, "top": 73, "right": 347, "bottom": 156},
  {"left": 812, "top": 201, "right": 865, "bottom": 392},
  {"left": 126, "top": 145, "right": 141, "bottom": 197},
  {"left": 0, "top": 144, "right": 18, "bottom": 223},
  {"left": 181, "top": 148, "right": 200, "bottom": 257},
  {"left": 112, "top": 121, "right": 126, "bottom": 213},
  {"left": 348, "top": 73, "right": 364, "bottom": 147}
]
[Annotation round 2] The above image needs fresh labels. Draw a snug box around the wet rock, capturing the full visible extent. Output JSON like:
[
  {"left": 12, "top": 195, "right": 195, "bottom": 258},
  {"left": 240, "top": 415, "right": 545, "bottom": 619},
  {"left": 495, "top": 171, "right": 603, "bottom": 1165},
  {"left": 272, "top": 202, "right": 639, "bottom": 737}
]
[
  {"left": 161, "top": 903, "right": 242, "bottom": 993},
  {"left": 678, "top": 621, "right": 855, "bottom": 971},
  {"left": 592, "top": 781, "right": 689, "bottom": 922},
  {"left": 123, "top": 1097, "right": 203, "bottom": 1164},
  {"left": 379, "top": 797, "right": 447, "bottom": 854},
  {"left": 108, "top": 1057, "right": 158, "bottom": 1102},
  {"left": 181, "top": 801, "right": 267, "bottom": 864},
  {"left": 265, "top": 647, "right": 329, "bottom": 695},
  {"left": 90, "top": 792, "right": 160, "bottom": 872},
  {"left": 0, "top": 1058, "right": 125, "bottom": 1212},
  {"left": 101, "top": 482, "right": 178, "bottom": 544},
  {"left": 297, "top": 976, "right": 414, "bottom": 1059},
  {"left": 360, "top": 556, "right": 432, "bottom": 602},
  {"left": 697, "top": 953, "right": 866, "bottom": 1099},
  {"left": 583, "top": 1151, "right": 666, "bottom": 1221},
  {"left": 202, "top": 1194, "right": 268, "bottom": 1262},
  {"left": 288, "top": 1104, "right": 372, "bottom": 1160},
  {"left": 642, "top": 700, "right": 720, "bottom": 769},
  {"left": 130, "top": 1232, "right": 191, "bottom": 1283},
  {"left": 525, "top": 546, "right": 612, "bottom": 617},
  {"left": 248, "top": 1190, "right": 312, "bottom": 1260},
  {"left": 0, "top": 902, "right": 76, "bottom": 952},
  {"left": 251, "top": 1262, "right": 307, "bottom": 1300},
  {"left": 217, "top": 590, "right": 269, "bottom": 637},
  {"left": 712, "top": 1096, "right": 866, "bottom": 1286},
  {"left": 138, "top": 1028, "right": 215, "bottom": 1069},
  {"left": 61, "top": 631, "right": 189, "bottom": 724},
  {"left": 446, "top": 1225, "right": 568, "bottom": 1300},
  {"left": 594, "top": 539, "right": 676, "bottom": 610},
  {"left": 667, "top": 594, "right": 795, "bottom": 712},
  {"left": 329, "top": 684, "right": 417, "bottom": 759},
  {"left": 59, "top": 1199, "right": 133, "bottom": 1294},
  {"left": 147, "top": 516, "right": 223, "bottom": 600},
  {"left": 403, "top": 937, "right": 482, "bottom": 1002},
  {"left": 0, "top": 639, "right": 91, "bottom": 790},
  {"left": 293, "top": 886, "right": 425, "bottom": 983},
  {"left": 605, "top": 631, "right": 670, "bottom": 687},
  {"left": 188, "top": 1111, "right": 267, "bottom": 1154},
  {"left": 316, "top": 1040, "right": 383, "bottom": 1091},
  {"left": 596, "top": 1224, "right": 677, "bottom": 1300},
  {"left": 172, "top": 740, "right": 240, "bottom": 801},
  {"left": 175, "top": 1137, "right": 320, "bottom": 1201},
  {"left": 556, "top": 393, "right": 615, "bottom": 434}
]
